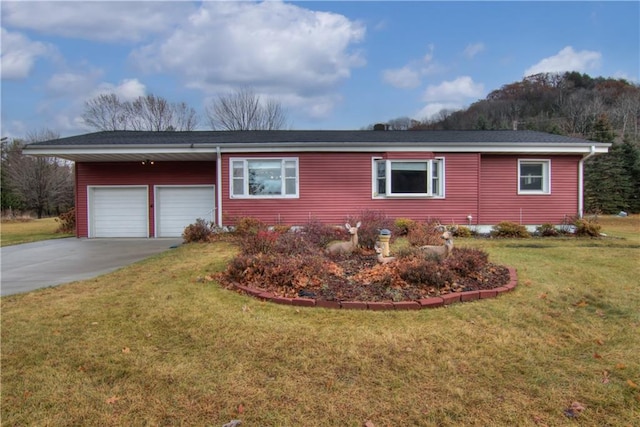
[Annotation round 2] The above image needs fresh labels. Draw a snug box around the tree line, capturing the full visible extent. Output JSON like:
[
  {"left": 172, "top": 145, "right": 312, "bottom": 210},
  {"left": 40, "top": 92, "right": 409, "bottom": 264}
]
[{"left": 82, "top": 87, "right": 288, "bottom": 132}]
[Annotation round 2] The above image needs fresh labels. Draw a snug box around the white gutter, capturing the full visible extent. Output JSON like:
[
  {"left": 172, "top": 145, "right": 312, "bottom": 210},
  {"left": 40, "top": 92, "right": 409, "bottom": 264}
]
[
  {"left": 578, "top": 145, "right": 597, "bottom": 218},
  {"left": 216, "top": 146, "right": 223, "bottom": 227}
]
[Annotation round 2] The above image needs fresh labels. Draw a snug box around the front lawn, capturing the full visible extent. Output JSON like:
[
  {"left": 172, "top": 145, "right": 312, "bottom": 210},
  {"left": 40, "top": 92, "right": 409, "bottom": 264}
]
[
  {"left": 1, "top": 216, "right": 639, "bottom": 426},
  {"left": 1, "top": 217, "right": 72, "bottom": 246}
]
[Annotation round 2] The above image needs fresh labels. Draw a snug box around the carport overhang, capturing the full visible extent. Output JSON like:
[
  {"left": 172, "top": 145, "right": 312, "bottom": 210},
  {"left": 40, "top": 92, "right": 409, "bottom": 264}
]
[{"left": 22, "top": 145, "right": 218, "bottom": 162}]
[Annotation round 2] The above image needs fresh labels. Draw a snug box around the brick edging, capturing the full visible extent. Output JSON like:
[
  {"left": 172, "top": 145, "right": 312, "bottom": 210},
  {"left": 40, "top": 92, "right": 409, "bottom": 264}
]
[{"left": 231, "top": 266, "right": 517, "bottom": 310}]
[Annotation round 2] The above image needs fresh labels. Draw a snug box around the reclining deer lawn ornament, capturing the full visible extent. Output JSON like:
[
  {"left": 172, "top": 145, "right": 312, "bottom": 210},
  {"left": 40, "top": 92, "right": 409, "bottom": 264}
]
[
  {"left": 419, "top": 224, "right": 457, "bottom": 259},
  {"left": 374, "top": 245, "right": 397, "bottom": 264},
  {"left": 326, "top": 222, "right": 361, "bottom": 255}
]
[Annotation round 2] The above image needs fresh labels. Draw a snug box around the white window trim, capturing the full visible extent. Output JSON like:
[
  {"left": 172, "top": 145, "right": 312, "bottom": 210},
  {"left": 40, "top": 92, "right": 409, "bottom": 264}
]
[
  {"left": 229, "top": 157, "right": 299, "bottom": 199},
  {"left": 372, "top": 157, "right": 445, "bottom": 199},
  {"left": 518, "top": 159, "right": 551, "bottom": 195}
]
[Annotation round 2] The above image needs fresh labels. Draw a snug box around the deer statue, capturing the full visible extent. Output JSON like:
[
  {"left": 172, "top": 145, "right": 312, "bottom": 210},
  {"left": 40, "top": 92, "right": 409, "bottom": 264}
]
[
  {"left": 374, "top": 244, "right": 397, "bottom": 264},
  {"left": 419, "top": 224, "right": 458, "bottom": 259},
  {"left": 326, "top": 222, "right": 361, "bottom": 255}
]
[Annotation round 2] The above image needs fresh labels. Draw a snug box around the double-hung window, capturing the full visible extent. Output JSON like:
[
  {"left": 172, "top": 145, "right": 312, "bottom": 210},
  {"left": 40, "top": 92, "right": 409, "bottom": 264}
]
[
  {"left": 230, "top": 158, "right": 298, "bottom": 198},
  {"left": 373, "top": 158, "right": 444, "bottom": 198},
  {"left": 518, "top": 159, "right": 550, "bottom": 194}
]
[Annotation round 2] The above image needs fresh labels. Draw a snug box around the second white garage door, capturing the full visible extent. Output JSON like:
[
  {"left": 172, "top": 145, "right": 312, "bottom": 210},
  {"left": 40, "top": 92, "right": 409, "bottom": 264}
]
[{"left": 155, "top": 186, "right": 215, "bottom": 237}]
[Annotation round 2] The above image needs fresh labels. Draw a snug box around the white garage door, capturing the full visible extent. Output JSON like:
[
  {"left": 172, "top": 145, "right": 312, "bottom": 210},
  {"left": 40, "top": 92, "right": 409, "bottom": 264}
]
[
  {"left": 89, "top": 186, "right": 148, "bottom": 238},
  {"left": 156, "top": 186, "right": 215, "bottom": 237}
]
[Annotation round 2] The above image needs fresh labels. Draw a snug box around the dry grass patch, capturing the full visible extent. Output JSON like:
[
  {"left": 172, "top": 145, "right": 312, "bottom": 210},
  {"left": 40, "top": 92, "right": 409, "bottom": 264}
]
[
  {"left": 2, "top": 225, "right": 639, "bottom": 426},
  {"left": 1, "top": 217, "right": 72, "bottom": 246}
]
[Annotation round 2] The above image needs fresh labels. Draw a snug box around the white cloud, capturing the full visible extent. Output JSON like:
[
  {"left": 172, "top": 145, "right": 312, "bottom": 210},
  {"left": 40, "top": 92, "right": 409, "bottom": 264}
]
[
  {"left": 0, "top": 28, "right": 52, "bottom": 79},
  {"left": 132, "top": 2, "right": 365, "bottom": 95},
  {"left": 414, "top": 102, "right": 462, "bottom": 122},
  {"left": 382, "top": 66, "right": 421, "bottom": 89},
  {"left": 382, "top": 44, "right": 441, "bottom": 89},
  {"left": 1, "top": 2, "right": 195, "bottom": 42},
  {"left": 524, "top": 46, "right": 601, "bottom": 77},
  {"left": 463, "top": 42, "right": 485, "bottom": 59},
  {"left": 423, "top": 76, "right": 484, "bottom": 102},
  {"left": 92, "top": 78, "right": 147, "bottom": 101},
  {"left": 415, "top": 76, "right": 484, "bottom": 122}
]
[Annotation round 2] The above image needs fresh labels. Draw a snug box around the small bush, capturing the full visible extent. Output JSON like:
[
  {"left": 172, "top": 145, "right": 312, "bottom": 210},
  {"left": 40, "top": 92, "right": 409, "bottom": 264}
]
[
  {"left": 491, "top": 221, "right": 531, "bottom": 238},
  {"left": 397, "top": 256, "right": 454, "bottom": 289},
  {"left": 55, "top": 208, "right": 76, "bottom": 234},
  {"left": 239, "top": 229, "right": 280, "bottom": 255},
  {"left": 444, "top": 247, "right": 489, "bottom": 276},
  {"left": 394, "top": 218, "right": 416, "bottom": 236},
  {"left": 574, "top": 217, "right": 602, "bottom": 237},
  {"left": 273, "top": 231, "right": 317, "bottom": 256},
  {"left": 303, "top": 218, "right": 345, "bottom": 249},
  {"left": 452, "top": 225, "right": 473, "bottom": 238},
  {"left": 222, "top": 252, "right": 329, "bottom": 293},
  {"left": 407, "top": 222, "right": 442, "bottom": 247},
  {"left": 346, "top": 210, "right": 395, "bottom": 249},
  {"left": 536, "top": 223, "right": 560, "bottom": 237},
  {"left": 234, "top": 216, "right": 266, "bottom": 236},
  {"left": 183, "top": 218, "right": 215, "bottom": 243}
]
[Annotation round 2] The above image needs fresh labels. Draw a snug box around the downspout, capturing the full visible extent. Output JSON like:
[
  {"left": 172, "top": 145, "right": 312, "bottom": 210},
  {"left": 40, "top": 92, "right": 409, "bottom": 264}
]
[
  {"left": 216, "top": 146, "right": 223, "bottom": 227},
  {"left": 578, "top": 146, "right": 596, "bottom": 218}
]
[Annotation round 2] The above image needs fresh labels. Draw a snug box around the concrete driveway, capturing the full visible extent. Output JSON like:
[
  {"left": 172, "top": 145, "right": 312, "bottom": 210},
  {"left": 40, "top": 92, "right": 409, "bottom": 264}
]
[{"left": 1, "top": 238, "right": 182, "bottom": 296}]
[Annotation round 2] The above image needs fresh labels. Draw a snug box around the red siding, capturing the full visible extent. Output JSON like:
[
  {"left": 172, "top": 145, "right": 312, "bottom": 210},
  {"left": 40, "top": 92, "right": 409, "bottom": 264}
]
[
  {"left": 221, "top": 152, "right": 480, "bottom": 226},
  {"left": 479, "top": 155, "right": 580, "bottom": 224},
  {"left": 75, "top": 162, "right": 216, "bottom": 237}
]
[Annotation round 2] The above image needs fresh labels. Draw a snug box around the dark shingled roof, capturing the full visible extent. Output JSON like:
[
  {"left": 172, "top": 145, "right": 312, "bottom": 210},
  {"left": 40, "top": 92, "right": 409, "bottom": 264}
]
[{"left": 28, "top": 130, "right": 597, "bottom": 147}]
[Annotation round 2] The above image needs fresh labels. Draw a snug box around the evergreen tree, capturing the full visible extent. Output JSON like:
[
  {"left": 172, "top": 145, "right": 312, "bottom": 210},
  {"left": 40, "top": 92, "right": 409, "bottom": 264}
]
[{"left": 584, "top": 115, "right": 635, "bottom": 213}]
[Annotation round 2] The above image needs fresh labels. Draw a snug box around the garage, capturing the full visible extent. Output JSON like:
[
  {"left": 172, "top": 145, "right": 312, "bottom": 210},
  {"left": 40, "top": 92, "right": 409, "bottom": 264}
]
[
  {"left": 155, "top": 186, "right": 215, "bottom": 237},
  {"left": 89, "top": 186, "right": 149, "bottom": 238}
]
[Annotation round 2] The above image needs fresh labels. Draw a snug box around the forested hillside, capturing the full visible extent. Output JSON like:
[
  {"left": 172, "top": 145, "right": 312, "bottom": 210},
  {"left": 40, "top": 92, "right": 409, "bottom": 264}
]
[{"left": 413, "top": 72, "right": 640, "bottom": 214}]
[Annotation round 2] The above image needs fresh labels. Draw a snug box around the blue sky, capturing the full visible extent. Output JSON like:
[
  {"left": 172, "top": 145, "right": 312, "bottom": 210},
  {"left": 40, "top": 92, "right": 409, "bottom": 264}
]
[{"left": 1, "top": 1, "right": 638, "bottom": 138}]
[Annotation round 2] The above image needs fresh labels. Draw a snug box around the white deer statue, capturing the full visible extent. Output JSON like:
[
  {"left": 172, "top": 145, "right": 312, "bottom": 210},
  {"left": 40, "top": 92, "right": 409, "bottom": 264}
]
[
  {"left": 419, "top": 224, "right": 458, "bottom": 259},
  {"left": 326, "top": 222, "right": 361, "bottom": 255},
  {"left": 374, "top": 244, "right": 397, "bottom": 264}
]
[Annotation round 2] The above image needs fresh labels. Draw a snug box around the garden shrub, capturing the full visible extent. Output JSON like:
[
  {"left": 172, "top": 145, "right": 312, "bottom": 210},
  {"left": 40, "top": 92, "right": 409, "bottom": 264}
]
[
  {"left": 239, "top": 229, "right": 280, "bottom": 255},
  {"left": 303, "top": 218, "right": 345, "bottom": 249},
  {"left": 222, "top": 252, "right": 329, "bottom": 293},
  {"left": 394, "top": 218, "right": 416, "bottom": 236},
  {"left": 452, "top": 225, "right": 473, "bottom": 238},
  {"left": 491, "top": 221, "right": 531, "bottom": 238},
  {"left": 444, "top": 247, "right": 489, "bottom": 276},
  {"left": 347, "top": 210, "right": 395, "bottom": 249},
  {"left": 183, "top": 218, "right": 215, "bottom": 243},
  {"left": 574, "top": 217, "right": 602, "bottom": 237},
  {"left": 397, "top": 256, "right": 454, "bottom": 289},
  {"left": 273, "top": 231, "right": 317, "bottom": 256},
  {"left": 234, "top": 216, "right": 266, "bottom": 236},
  {"left": 407, "top": 221, "right": 443, "bottom": 247},
  {"left": 56, "top": 208, "right": 76, "bottom": 234},
  {"left": 536, "top": 223, "right": 560, "bottom": 237}
]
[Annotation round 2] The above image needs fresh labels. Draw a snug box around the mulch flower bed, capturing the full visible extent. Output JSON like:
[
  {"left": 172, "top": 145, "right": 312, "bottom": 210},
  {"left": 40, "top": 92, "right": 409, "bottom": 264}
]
[{"left": 216, "top": 247, "right": 515, "bottom": 310}]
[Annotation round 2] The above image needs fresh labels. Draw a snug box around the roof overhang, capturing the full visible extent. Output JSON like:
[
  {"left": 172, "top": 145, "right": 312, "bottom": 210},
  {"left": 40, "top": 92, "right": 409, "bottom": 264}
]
[{"left": 23, "top": 141, "right": 611, "bottom": 162}]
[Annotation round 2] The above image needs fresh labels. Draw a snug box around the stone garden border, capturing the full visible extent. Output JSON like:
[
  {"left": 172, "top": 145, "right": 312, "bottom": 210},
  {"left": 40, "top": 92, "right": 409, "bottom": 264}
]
[{"left": 230, "top": 267, "right": 518, "bottom": 310}]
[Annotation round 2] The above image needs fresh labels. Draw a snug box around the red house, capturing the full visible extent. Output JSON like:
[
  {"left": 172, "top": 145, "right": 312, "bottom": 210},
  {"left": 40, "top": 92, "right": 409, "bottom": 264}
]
[{"left": 24, "top": 130, "right": 610, "bottom": 238}]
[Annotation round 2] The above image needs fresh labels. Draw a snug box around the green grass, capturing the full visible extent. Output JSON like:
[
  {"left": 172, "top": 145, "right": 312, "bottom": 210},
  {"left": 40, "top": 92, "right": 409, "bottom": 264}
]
[
  {"left": 1, "top": 216, "right": 639, "bottom": 426},
  {"left": 0, "top": 217, "right": 72, "bottom": 246}
]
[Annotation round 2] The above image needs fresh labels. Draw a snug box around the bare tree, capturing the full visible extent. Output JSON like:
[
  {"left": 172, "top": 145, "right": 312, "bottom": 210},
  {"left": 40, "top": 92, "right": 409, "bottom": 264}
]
[
  {"left": 82, "top": 93, "right": 126, "bottom": 131},
  {"left": 206, "top": 87, "right": 288, "bottom": 130},
  {"left": 82, "top": 93, "right": 199, "bottom": 131},
  {"left": 4, "top": 130, "right": 74, "bottom": 218}
]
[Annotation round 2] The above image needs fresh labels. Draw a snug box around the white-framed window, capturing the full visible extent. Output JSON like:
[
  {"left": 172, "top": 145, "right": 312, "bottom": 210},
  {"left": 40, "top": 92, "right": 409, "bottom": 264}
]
[
  {"left": 373, "top": 158, "right": 445, "bottom": 198},
  {"left": 518, "top": 159, "right": 550, "bottom": 194},
  {"left": 230, "top": 158, "right": 299, "bottom": 198}
]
